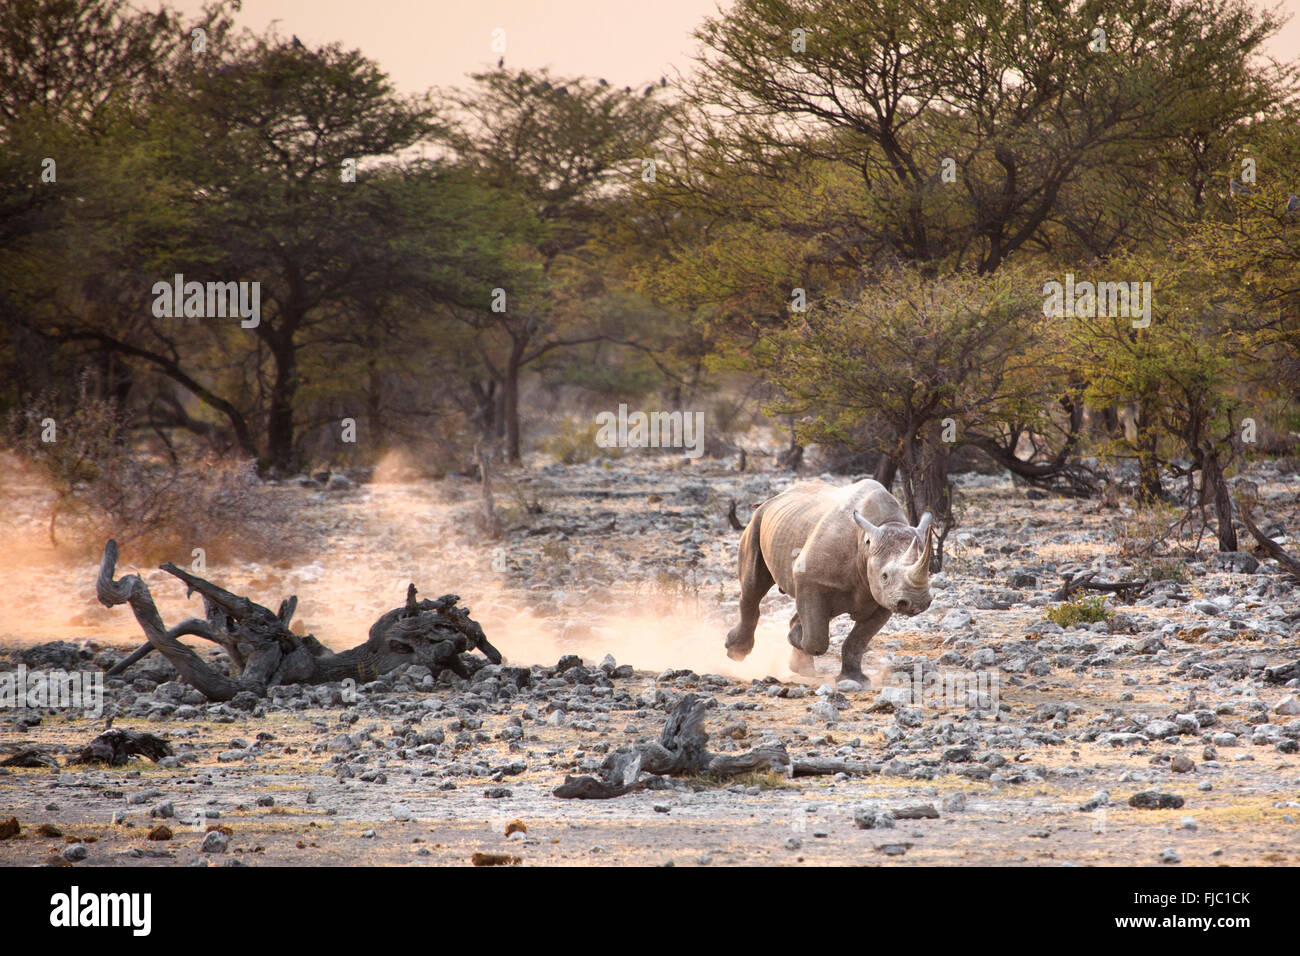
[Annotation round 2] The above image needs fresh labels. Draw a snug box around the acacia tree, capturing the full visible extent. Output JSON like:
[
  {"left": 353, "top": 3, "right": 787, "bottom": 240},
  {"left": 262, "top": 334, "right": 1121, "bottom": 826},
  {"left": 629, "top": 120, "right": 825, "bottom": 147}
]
[
  {"left": 440, "top": 67, "right": 676, "bottom": 461},
  {"left": 759, "top": 265, "right": 1051, "bottom": 562}
]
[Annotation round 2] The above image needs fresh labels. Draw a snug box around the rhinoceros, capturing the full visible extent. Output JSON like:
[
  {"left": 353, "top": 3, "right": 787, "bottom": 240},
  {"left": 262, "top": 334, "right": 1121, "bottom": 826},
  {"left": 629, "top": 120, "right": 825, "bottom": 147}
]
[{"left": 724, "top": 479, "right": 933, "bottom": 684}]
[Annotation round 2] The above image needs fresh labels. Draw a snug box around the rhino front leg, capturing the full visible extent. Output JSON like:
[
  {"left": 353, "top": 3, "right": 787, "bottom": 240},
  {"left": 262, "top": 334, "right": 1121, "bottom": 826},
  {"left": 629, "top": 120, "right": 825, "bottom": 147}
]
[
  {"left": 838, "top": 608, "right": 891, "bottom": 685},
  {"left": 794, "top": 592, "right": 832, "bottom": 657}
]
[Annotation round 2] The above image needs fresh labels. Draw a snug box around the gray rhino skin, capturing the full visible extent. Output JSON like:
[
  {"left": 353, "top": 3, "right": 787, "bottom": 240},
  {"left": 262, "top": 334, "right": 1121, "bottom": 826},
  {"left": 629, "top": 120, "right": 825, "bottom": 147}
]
[{"left": 724, "top": 479, "right": 933, "bottom": 683}]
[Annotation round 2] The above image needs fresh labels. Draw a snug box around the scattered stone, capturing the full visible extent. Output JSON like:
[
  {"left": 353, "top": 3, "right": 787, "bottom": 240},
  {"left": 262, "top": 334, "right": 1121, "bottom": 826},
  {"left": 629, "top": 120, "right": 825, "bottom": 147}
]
[
  {"left": 1129, "top": 791, "right": 1184, "bottom": 810},
  {"left": 853, "top": 808, "right": 896, "bottom": 830}
]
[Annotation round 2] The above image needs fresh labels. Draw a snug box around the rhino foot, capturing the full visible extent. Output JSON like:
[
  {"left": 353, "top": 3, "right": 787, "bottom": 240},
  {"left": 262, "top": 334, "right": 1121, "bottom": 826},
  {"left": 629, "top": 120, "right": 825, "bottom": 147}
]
[
  {"left": 789, "top": 647, "right": 818, "bottom": 677},
  {"left": 725, "top": 627, "right": 754, "bottom": 661},
  {"left": 836, "top": 668, "right": 869, "bottom": 687}
]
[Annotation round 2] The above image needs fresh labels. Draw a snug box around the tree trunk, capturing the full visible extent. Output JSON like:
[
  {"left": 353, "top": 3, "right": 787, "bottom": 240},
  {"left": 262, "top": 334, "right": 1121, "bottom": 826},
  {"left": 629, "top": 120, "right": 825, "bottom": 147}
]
[
  {"left": 874, "top": 453, "right": 898, "bottom": 491},
  {"left": 1135, "top": 400, "right": 1163, "bottom": 503},
  {"left": 265, "top": 334, "right": 300, "bottom": 475},
  {"left": 1201, "top": 445, "right": 1238, "bottom": 552},
  {"left": 503, "top": 341, "right": 524, "bottom": 462}
]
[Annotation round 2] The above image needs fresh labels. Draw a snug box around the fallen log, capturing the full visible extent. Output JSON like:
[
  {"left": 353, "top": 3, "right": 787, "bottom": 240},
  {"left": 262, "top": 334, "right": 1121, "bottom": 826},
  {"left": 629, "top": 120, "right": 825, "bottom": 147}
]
[
  {"left": 791, "top": 757, "right": 878, "bottom": 777},
  {"left": 96, "top": 539, "right": 502, "bottom": 701},
  {"left": 0, "top": 749, "right": 59, "bottom": 768},
  {"left": 72, "top": 729, "right": 172, "bottom": 766},
  {"left": 1051, "top": 571, "right": 1148, "bottom": 602},
  {"left": 554, "top": 694, "right": 793, "bottom": 799}
]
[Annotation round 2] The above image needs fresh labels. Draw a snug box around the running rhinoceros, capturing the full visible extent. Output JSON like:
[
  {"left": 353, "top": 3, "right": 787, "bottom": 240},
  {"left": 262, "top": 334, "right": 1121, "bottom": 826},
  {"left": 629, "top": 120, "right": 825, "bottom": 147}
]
[{"left": 724, "top": 479, "right": 933, "bottom": 684}]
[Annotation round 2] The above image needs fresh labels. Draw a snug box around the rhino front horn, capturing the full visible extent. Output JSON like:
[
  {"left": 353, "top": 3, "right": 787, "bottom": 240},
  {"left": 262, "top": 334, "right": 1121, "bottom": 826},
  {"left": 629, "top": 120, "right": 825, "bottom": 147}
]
[{"left": 853, "top": 511, "right": 881, "bottom": 538}]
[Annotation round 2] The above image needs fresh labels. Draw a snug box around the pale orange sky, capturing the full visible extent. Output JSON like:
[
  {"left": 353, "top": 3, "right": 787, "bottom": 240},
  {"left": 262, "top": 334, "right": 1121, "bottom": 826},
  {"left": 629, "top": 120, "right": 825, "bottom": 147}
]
[{"left": 172, "top": 0, "right": 1300, "bottom": 96}]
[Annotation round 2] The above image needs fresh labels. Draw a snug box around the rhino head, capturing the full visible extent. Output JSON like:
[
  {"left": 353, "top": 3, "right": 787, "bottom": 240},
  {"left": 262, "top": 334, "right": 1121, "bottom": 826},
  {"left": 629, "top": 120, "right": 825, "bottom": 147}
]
[{"left": 852, "top": 511, "right": 934, "bottom": 616}]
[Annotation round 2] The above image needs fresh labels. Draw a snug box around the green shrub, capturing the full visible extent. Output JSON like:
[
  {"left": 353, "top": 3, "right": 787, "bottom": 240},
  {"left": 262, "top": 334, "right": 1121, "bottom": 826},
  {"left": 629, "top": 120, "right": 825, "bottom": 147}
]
[
  {"left": 542, "top": 419, "right": 620, "bottom": 464},
  {"left": 1047, "top": 594, "right": 1114, "bottom": 627}
]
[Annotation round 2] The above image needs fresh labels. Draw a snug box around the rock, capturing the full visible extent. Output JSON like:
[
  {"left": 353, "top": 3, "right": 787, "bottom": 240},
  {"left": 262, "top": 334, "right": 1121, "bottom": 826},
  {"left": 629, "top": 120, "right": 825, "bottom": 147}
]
[
  {"left": 1170, "top": 755, "right": 1195, "bottom": 774},
  {"left": 200, "top": 831, "right": 228, "bottom": 853},
  {"left": 1180, "top": 817, "right": 1198, "bottom": 831},
  {"left": 1129, "top": 791, "right": 1184, "bottom": 810},
  {"left": 147, "top": 825, "right": 172, "bottom": 841},
  {"left": 853, "top": 808, "right": 896, "bottom": 830},
  {"left": 1274, "top": 696, "right": 1300, "bottom": 717},
  {"left": 811, "top": 701, "right": 838, "bottom": 724},
  {"left": 1079, "top": 790, "right": 1109, "bottom": 812},
  {"left": 785, "top": 836, "right": 802, "bottom": 850},
  {"left": 891, "top": 804, "right": 939, "bottom": 820},
  {"left": 1159, "top": 847, "right": 1181, "bottom": 864},
  {"left": 62, "top": 843, "right": 89, "bottom": 861},
  {"left": 837, "top": 679, "right": 864, "bottom": 693},
  {"left": 874, "top": 686, "right": 912, "bottom": 709},
  {"left": 941, "top": 793, "right": 966, "bottom": 813},
  {"left": 1143, "top": 720, "right": 1179, "bottom": 739},
  {"left": 941, "top": 609, "right": 974, "bottom": 629}
]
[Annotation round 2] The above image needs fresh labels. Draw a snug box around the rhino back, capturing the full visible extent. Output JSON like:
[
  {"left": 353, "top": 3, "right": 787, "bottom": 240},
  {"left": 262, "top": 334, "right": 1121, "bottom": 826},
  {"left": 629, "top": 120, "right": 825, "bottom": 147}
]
[{"left": 757, "top": 479, "right": 904, "bottom": 594}]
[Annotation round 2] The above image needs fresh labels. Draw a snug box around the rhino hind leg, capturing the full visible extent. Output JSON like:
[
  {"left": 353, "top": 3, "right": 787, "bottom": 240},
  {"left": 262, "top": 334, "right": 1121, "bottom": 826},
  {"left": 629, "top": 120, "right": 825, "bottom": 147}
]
[
  {"left": 789, "top": 646, "right": 817, "bottom": 677},
  {"left": 725, "top": 518, "right": 774, "bottom": 661}
]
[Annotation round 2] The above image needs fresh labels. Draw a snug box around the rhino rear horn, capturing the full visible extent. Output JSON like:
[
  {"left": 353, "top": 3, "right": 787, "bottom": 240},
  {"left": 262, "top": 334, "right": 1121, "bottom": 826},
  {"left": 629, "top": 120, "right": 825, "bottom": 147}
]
[
  {"left": 915, "top": 512, "right": 933, "bottom": 540},
  {"left": 853, "top": 511, "right": 882, "bottom": 539}
]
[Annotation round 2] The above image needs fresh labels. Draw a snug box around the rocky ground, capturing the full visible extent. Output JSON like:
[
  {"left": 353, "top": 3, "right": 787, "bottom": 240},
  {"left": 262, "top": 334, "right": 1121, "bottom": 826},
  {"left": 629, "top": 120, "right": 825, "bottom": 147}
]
[{"left": 2, "top": 454, "right": 1300, "bottom": 867}]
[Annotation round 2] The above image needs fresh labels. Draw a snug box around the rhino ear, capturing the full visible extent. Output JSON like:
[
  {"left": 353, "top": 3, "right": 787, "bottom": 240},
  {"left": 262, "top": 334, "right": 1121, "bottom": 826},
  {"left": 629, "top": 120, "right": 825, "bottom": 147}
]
[
  {"left": 853, "top": 510, "right": 882, "bottom": 540},
  {"left": 915, "top": 512, "right": 933, "bottom": 540}
]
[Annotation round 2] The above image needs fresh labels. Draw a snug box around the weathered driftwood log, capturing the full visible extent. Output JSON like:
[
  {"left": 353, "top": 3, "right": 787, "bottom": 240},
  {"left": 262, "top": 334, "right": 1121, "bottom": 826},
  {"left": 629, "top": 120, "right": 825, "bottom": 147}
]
[
  {"left": 790, "top": 756, "right": 878, "bottom": 777},
  {"left": 1052, "top": 571, "right": 1148, "bottom": 602},
  {"left": 554, "top": 694, "right": 792, "bottom": 799},
  {"left": 72, "top": 729, "right": 173, "bottom": 766},
  {"left": 97, "top": 539, "right": 502, "bottom": 701},
  {"left": 0, "top": 749, "right": 59, "bottom": 768},
  {"left": 1237, "top": 505, "right": 1300, "bottom": 583}
]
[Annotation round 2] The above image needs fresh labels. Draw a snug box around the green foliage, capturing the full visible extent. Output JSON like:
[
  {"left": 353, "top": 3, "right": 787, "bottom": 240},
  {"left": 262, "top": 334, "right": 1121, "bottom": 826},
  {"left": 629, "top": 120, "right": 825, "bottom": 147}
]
[
  {"left": 542, "top": 419, "right": 621, "bottom": 465},
  {"left": 1047, "top": 595, "right": 1114, "bottom": 628}
]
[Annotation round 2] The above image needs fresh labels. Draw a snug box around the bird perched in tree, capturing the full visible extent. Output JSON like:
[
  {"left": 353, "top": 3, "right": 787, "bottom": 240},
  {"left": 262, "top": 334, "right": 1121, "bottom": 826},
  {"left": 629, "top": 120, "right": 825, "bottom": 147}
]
[
  {"left": 644, "top": 85, "right": 654, "bottom": 96},
  {"left": 1229, "top": 178, "right": 1253, "bottom": 197},
  {"left": 497, "top": 56, "right": 504, "bottom": 68},
  {"left": 660, "top": 76, "right": 667, "bottom": 87},
  {"left": 291, "top": 34, "right": 305, "bottom": 50},
  {"left": 599, "top": 78, "right": 608, "bottom": 86},
  {"left": 624, "top": 86, "right": 631, "bottom": 93},
  {"left": 1287, "top": 193, "right": 1299, "bottom": 213}
]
